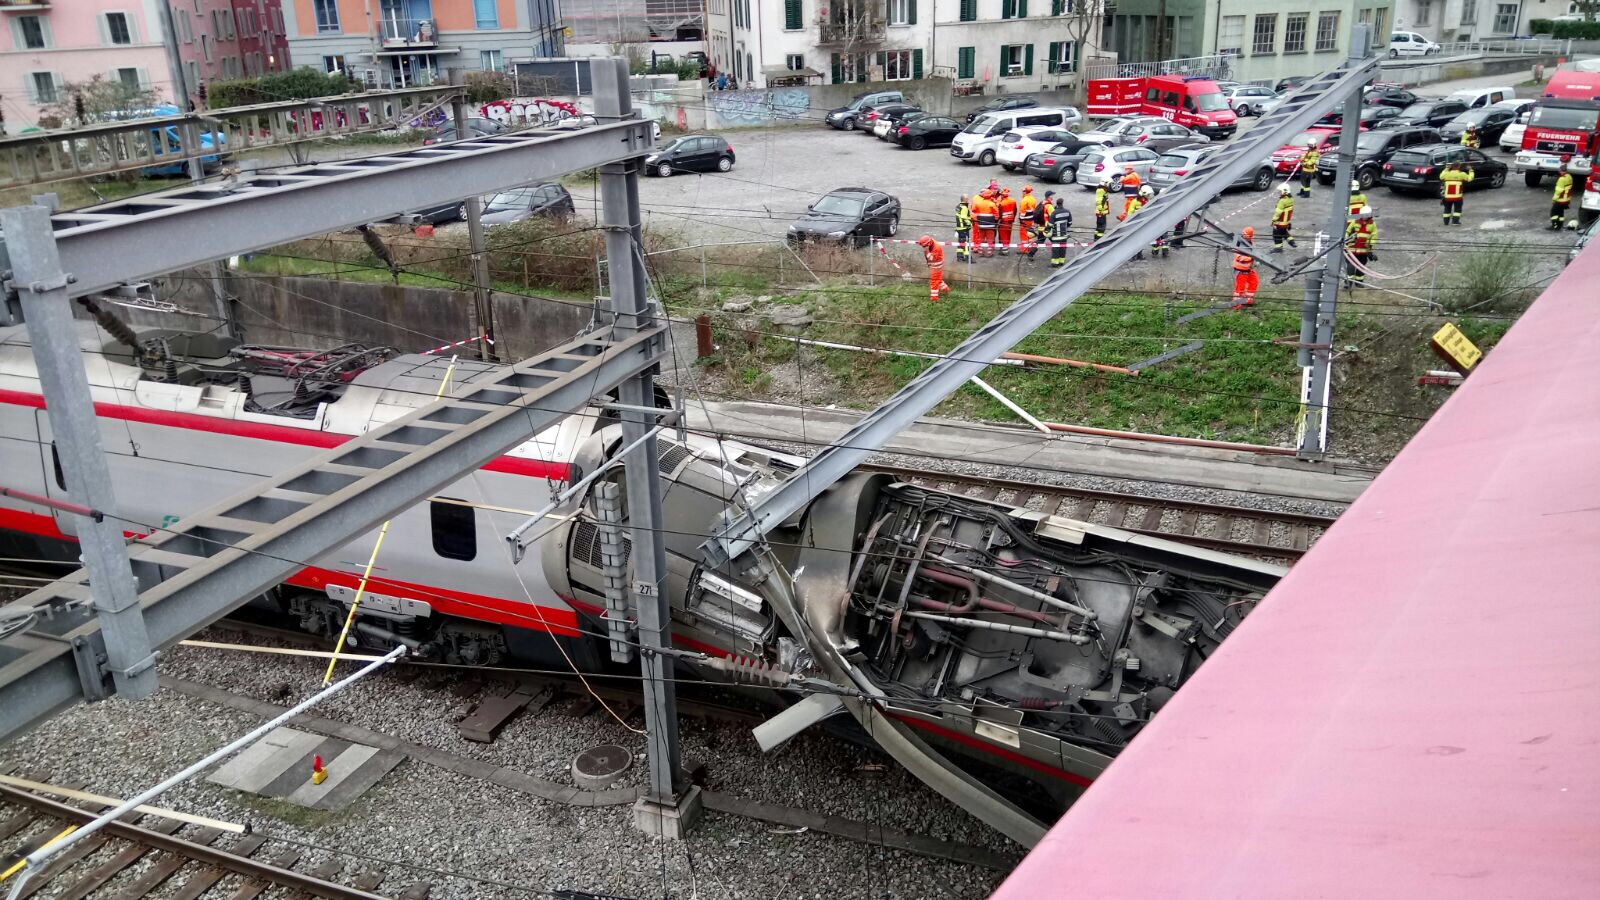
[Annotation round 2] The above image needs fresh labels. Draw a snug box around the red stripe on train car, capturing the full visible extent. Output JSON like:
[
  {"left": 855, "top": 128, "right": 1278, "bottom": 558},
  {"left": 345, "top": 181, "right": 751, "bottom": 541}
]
[
  {"left": 0, "top": 388, "right": 571, "bottom": 480},
  {"left": 886, "top": 711, "right": 1096, "bottom": 788}
]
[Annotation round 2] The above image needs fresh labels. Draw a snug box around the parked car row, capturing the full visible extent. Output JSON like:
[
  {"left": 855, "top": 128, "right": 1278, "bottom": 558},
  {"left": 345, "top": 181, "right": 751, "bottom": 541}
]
[{"left": 404, "top": 182, "right": 575, "bottom": 226}]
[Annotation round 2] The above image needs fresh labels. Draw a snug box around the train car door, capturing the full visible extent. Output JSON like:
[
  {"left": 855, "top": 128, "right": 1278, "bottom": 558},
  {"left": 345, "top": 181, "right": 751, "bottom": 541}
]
[{"left": 33, "top": 409, "right": 138, "bottom": 538}]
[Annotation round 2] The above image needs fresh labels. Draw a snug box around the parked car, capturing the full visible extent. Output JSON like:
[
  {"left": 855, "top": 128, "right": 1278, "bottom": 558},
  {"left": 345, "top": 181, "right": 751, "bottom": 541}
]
[
  {"left": 1439, "top": 107, "right": 1519, "bottom": 145},
  {"left": 963, "top": 96, "right": 1040, "bottom": 124},
  {"left": 423, "top": 117, "right": 506, "bottom": 145},
  {"left": 1076, "top": 146, "right": 1163, "bottom": 190},
  {"left": 1271, "top": 130, "right": 1338, "bottom": 174},
  {"left": 1318, "top": 106, "right": 1400, "bottom": 129},
  {"left": 1499, "top": 107, "right": 1532, "bottom": 153},
  {"left": 1316, "top": 126, "right": 1441, "bottom": 188},
  {"left": 1389, "top": 30, "right": 1442, "bottom": 58},
  {"left": 787, "top": 188, "right": 902, "bottom": 246},
  {"left": 644, "top": 134, "right": 736, "bottom": 176},
  {"left": 1443, "top": 86, "right": 1517, "bottom": 110},
  {"left": 1275, "top": 75, "right": 1311, "bottom": 93},
  {"left": 1147, "top": 146, "right": 1277, "bottom": 194},
  {"left": 824, "top": 90, "right": 905, "bottom": 130},
  {"left": 1365, "top": 86, "right": 1422, "bottom": 108},
  {"left": 1380, "top": 143, "right": 1508, "bottom": 195},
  {"left": 871, "top": 105, "right": 925, "bottom": 139},
  {"left": 479, "top": 183, "right": 575, "bottom": 225},
  {"left": 860, "top": 103, "right": 921, "bottom": 136},
  {"left": 951, "top": 107, "right": 1080, "bottom": 165},
  {"left": 1077, "top": 115, "right": 1208, "bottom": 152},
  {"left": 996, "top": 126, "right": 1081, "bottom": 170},
  {"left": 1223, "top": 85, "right": 1281, "bottom": 117},
  {"left": 1022, "top": 141, "right": 1094, "bottom": 183},
  {"left": 1384, "top": 100, "right": 1470, "bottom": 129},
  {"left": 891, "top": 114, "right": 963, "bottom": 150}
]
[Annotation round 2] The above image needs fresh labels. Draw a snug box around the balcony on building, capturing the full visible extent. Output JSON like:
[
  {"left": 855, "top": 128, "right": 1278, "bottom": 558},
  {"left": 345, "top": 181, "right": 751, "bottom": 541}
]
[
  {"left": 379, "top": 0, "right": 437, "bottom": 49},
  {"left": 818, "top": 2, "right": 886, "bottom": 46}
]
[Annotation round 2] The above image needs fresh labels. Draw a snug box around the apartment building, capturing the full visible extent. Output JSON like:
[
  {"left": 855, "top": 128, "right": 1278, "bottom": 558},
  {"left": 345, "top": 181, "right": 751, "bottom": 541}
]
[
  {"left": 1, "top": 0, "right": 173, "bottom": 131},
  {"left": 1108, "top": 1, "right": 1395, "bottom": 84},
  {"left": 1393, "top": 1, "right": 1534, "bottom": 41},
  {"left": 283, "top": 0, "right": 563, "bottom": 88},
  {"left": 167, "top": 1, "right": 290, "bottom": 103},
  {"left": 707, "top": 0, "right": 1103, "bottom": 91}
]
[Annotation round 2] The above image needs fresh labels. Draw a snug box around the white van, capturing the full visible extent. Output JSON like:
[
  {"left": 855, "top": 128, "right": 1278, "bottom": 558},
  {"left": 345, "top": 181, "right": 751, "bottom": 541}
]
[
  {"left": 951, "top": 107, "right": 1082, "bottom": 166},
  {"left": 1445, "top": 86, "right": 1517, "bottom": 110},
  {"left": 1388, "top": 31, "right": 1441, "bottom": 58}
]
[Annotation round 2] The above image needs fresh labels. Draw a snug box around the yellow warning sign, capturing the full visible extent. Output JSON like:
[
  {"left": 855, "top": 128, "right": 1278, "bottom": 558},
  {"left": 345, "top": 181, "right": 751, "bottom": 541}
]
[{"left": 1430, "top": 322, "right": 1483, "bottom": 373}]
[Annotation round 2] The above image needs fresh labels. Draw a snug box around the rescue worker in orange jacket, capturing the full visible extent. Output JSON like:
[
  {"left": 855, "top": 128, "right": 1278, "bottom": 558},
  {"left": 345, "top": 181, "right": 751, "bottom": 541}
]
[
  {"left": 1232, "top": 226, "right": 1259, "bottom": 309},
  {"left": 1439, "top": 161, "right": 1474, "bottom": 225},
  {"left": 1118, "top": 166, "right": 1142, "bottom": 220},
  {"left": 1123, "top": 185, "right": 1148, "bottom": 259},
  {"left": 997, "top": 187, "right": 1018, "bottom": 255},
  {"left": 971, "top": 189, "right": 999, "bottom": 257},
  {"left": 1028, "top": 190, "right": 1055, "bottom": 259},
  {"left": 918, "top": 235, "right": 949, "bottom": 301},
  {"left": 1016, "top": 186, "right": 1038, "bottom": 256},
  {"left": 1345, "top": 206, "right": 1377, "bottom": 284}
]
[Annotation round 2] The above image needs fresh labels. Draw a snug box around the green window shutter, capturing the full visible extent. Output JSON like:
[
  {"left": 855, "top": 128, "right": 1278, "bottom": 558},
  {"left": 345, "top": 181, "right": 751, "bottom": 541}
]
[
  {"left": 1052, "top": 0, "right": 1064, "bottom": 14},
  {"left": 831, "top": 53, "right": 841, "bottom": 84},
  {"left": 1047, "top": 41, "right": 1059, "bottom": 73},
  {"left": 1001, "top": 0, "right": 1012, "bottom": 19},
  {"left": 1023, "top": 44, "right": 1034, "bottom": 76},
  {"left": 958, "top": 46, "right": 974, "bottom": 79},
  {"left": 913, "top": 49, "right": 923, "bottom": 80},
  {"left": 1019, "top": 0, "right": 1029, "bottom": 17},
  {"left": 785, "top": 0, "right": 801, "bottom": 30},
  {"left": 908, "top": 0, "right": 918, "bottom": 26},
  {"left": 876, "top": 50, "right": 887, "bottom": 74},
  {"left": 961, "top": 0, "right": 976, "bottom": 23},
  {"left": 1000, "top": 46, "right": 1009, "bottom": 76}
]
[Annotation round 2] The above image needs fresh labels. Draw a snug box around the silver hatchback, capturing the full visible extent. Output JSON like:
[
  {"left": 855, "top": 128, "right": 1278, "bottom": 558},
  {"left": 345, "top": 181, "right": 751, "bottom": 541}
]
[{"left": 1146, "top": 147, "right": 1278, "bottom": 194}]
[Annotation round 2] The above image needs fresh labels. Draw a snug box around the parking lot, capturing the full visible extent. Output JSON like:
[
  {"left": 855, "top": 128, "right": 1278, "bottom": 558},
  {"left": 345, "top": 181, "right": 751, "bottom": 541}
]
[{"left": 563, "top": 114, "right": 1578, "bottom": 297}]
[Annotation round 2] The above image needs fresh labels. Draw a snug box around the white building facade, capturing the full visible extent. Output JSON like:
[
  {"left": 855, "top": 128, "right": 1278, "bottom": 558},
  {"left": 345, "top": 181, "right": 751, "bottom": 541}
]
[{"left": 1392, "top": 0, "right": 1537, "bottom": 41}]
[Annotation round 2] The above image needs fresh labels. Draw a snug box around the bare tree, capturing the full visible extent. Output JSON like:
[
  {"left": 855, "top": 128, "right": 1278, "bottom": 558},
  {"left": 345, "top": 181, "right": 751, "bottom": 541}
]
[
  {"left": 1055, "top": 0, "right": 1109, "bottom": 106},
  {"left": 40, "top": 74, "right": 161, "bottom": 128}
]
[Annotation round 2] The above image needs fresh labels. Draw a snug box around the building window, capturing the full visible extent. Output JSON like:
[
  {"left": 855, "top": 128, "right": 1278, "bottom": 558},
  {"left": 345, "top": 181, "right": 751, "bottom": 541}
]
[
  {"left": 29, "top": 72, "right": 59, "bottom": 104},
  {"left": 202, "top": 35, "right": 212, "bottom": 63},
  {"left": 1315, "top": 11, "right": 1340, "bottom": 51},
  {"left": 116, "top": 68, "right": 141, "bottom": 91},
  {"left": 1000, "top": 44, "right": 1031, "bottom": 77},
  {"left": 430, "top": 500, "right": 478, "bottom": 561},
  {"left": 1493, "top": 3, "right": 1517, "bottom": 33},
  {"left": 785, "top": 0, "right": 803, "bottom": 30},
  {"left": 1284, "top": 13, "right": 1308, "bottom": 52},
  {"left": 104, "top": 12, "right": 134, "bottom": 46},
  {"left": 16, "top": 15, "right": 49, "bottom": 50},
  {"left": 833, "top": 51, "right": 870, "bottom": 83},
  {"left": 1046, "top": 40, "right": 1075, "bottom": 73},
  {"left": 313, "top": 0, "right": 341, "bottom": 33},
  {"left": 1002, "top": 0, "right": 1028, "bottom": 20},
  {"left": 475, "top": 0, "right": 499, "bottom": 29},
  {"left": 179, "top": 11, "right": 193, "bottom": 43},
  {"left": 884, "top": 49, "right": 912, "bottom": 80},
  {"left": 889, "top": 0, "right": 916, "bottom": 25},
  {"left": 1416, "top": 0, "right": 1433, "bottom": 26},
  {"left": 1218, "top": 15, "right": 1246, "bottom": 57},
  {"left": 1461, "top": 2, "right": 1479, "bottom": 25},
  {"left": 958, "top": 45, "right": 975, "bottom": 79},
  {"left": 322, "top": 54, "right": 348, "bottom": 73},
  {"left": 960, "top": 0, "right": 977, "bottom": 22},
  {"left": 1252, "top": 14, "right": 1277, "bottom": 55},
  {"left": 786, "top": 53, "right": 805, "bottom": 70},
  {"left": 480, "top": 49, "right": 503, "bottom": 71}
]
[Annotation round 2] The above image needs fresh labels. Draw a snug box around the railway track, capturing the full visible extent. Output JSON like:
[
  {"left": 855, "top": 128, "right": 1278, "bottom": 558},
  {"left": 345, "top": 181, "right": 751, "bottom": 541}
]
[
  {"left": 863, "top": 464, "right": 1340, "bottom": 562},
  {"left": 0, "top": 780, "right": 430, "bottom": 899}
]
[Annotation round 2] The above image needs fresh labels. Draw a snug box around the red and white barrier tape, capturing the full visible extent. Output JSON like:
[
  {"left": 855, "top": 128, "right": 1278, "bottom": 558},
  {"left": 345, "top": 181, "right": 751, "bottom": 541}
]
[
  {"left": 873, "top": 237, "right": 1096, "bottom": 250},
  {"left": 424, "top": 334, "right": 495, "bottom": 354}
]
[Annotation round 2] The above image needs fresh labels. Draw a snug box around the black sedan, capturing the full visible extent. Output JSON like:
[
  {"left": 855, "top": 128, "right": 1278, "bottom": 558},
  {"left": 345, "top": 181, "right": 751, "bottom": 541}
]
[
  {"left": 787, "top": 188, "right": 901, "bottom": 247},
  {"left": 963, "top": 96, "right": 1039, "bottom": 124},
  {"left": 1439, "top": 107, "right": 1518, "bottom": 145},
  {"left": 890, "top": 114, "right": 962, "bottom": 150},
  {"left": 480, "top": 183, "right": 575, "bottom": 225},
  {"left": 1317, "top": 106, "right": 1402, "bottom": 129},
  {"left": 1365, "top": 86, "right": 1421, "bottom": 109},
  {"left": 1316, "top": 126, "right": 1441, "bottom": 189},
  {"left": 1381, "top": 100, "right": 1470, "bottom": 129},
  {"left": 644, "top": 134, "right": 736, "bottom": 176},
  {"left": 1380, "top": 143, "right": 1508, "bottom": 196},
  {"left": 1023, "top": 141, "right": 1094, "bottom": 184}
]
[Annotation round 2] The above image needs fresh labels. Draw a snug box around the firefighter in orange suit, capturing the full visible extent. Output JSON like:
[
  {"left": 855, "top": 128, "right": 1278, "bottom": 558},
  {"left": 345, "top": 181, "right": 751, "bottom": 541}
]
[
  {"left": 918, "top": 235, "right": 949, "bottom": 301},
  {"left": 971, "top": 189, "right": 999, "bottom": 257},
  {"left": 1119, "top": 166, "right": 1142, "bottom": 220},
  {"left": 997, "top": 187, "right": 1018, "bottom": 255},
  {"left": 1232, "top": 226, "right": 1259, "bottom": 309},
  {"left": 1016, "top": 186, "right": 1038, "bottom": 256}
]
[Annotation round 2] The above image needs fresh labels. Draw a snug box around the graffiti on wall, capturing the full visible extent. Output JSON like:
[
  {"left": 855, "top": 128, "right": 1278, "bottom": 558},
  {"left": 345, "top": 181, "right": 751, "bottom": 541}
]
[
  {"left": 479, "top": 98, "right": 589, "bottom": 126},
  {"left": 707, "top": 88, "right": 811, "bottom": 125}
]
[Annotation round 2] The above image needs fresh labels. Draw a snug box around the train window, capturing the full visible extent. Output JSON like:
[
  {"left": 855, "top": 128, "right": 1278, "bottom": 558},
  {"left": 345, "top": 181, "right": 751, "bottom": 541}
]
[{"left": 429, "top": 498, "right": 477, "bottom": 561}]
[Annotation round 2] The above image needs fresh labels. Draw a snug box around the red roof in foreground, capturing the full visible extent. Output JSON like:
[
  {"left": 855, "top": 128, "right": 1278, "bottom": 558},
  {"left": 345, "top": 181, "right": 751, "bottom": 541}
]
[{"left": 992, "top": 245, "right": 1600, "bottom": 899}]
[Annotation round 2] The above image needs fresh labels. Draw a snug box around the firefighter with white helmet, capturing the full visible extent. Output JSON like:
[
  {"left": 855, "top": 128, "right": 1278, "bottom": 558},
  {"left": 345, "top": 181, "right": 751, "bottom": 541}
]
[
  {"left": 1271, "top": 184, "right": 1297, "bottom": 252},
  {"left": 1298, "top": 137, "right": 1320, "bottom": 197}
]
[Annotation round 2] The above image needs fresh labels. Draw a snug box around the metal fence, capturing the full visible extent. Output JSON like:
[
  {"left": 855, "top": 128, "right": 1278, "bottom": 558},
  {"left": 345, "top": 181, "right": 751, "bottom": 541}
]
[{"left": 1083, "top": 54, "right": 1234, "bottom": 82}]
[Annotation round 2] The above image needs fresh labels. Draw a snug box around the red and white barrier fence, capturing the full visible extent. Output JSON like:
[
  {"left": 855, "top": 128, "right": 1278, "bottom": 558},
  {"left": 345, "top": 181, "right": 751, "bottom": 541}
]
[{"left": 423, "top": 334, "right": 495, "bottom": 355}]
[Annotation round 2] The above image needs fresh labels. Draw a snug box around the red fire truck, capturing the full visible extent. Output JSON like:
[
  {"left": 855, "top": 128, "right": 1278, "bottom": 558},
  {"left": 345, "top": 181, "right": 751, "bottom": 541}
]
[
  {"left": 1513, "top": 71, "right": 1600, "bottom": 187},
  {"left": 1085, "top": 74, "right": 1239, "bottom": 139}
]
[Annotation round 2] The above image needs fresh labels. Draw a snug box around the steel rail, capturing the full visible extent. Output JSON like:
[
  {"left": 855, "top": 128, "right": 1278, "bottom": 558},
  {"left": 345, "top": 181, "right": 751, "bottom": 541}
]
[{"left": 0, "top": 783, "right": 391, "bottom": 899}]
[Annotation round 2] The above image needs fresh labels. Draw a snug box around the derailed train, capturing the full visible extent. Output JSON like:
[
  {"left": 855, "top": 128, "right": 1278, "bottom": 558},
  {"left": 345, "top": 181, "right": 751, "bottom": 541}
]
[{"left": 0, "top": 320, "right": 1283, "bottom": 844}]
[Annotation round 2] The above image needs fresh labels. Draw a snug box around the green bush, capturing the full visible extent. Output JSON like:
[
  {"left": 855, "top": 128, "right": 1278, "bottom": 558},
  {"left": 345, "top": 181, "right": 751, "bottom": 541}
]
[
  {"left": 1528, "top": 18, "right": 1600, "bottom": 39},
  {"left": 464, "top": 71, "right": 511, "bottom": 105},
  {"left": 207, "top": 68, "right": 355, "bottom": 108},
  {"left": 1452, "top": 240, "right": 1534, "bottom": 313}
]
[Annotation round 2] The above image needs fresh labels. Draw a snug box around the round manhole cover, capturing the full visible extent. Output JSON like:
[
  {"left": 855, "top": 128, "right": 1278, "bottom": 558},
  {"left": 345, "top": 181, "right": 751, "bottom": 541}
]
[{"left": 572, "top": 744, "right": 633, "bottom": 789}]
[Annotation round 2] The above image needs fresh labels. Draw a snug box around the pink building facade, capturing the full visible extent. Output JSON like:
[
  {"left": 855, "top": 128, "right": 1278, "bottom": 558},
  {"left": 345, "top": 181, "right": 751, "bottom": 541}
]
[{"left": 1, "top": 0, "right": 173, "bottom": 132}]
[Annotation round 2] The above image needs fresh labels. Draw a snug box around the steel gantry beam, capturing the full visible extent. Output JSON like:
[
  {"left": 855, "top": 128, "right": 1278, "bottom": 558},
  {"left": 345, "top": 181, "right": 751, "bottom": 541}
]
[
  {"left": 35, "top": 118, "right": 653, "bottom": 300},
  {"left": 0, "top": 323, "right": 666, "bottom": 743},
  {"left": 702, "top": 46, "right": 1381, "bottom": 568}
]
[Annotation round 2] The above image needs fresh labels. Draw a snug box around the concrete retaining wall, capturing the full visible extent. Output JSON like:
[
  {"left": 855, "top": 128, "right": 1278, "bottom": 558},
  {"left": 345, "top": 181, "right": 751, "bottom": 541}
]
[
  {"left": 1385, "top": 52, "right": 1565, "bottom": 88},
  {"left": 634, "top": 76, "right": 971, "bottom": 131},
  {"left": 102, "top": 273, "right": 592, "bottom": 360}
]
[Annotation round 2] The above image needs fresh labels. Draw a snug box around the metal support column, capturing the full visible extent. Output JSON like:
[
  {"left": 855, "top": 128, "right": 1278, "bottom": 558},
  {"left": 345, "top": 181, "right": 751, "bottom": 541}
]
[
  {"left": 1298, "top": 24, "right": 1371, "bottom": 459},
  {"left": 592, "top": 58, "right": 697, "bottom": 837},
  {"left": 451, "top": 70, "right": 497, "bottom": 361},
  {"left": 154, "top": 2, "right": 191, "bottom": 112},
  {"left": 1, "top": 206, "right": 156, "bottom": 700}
]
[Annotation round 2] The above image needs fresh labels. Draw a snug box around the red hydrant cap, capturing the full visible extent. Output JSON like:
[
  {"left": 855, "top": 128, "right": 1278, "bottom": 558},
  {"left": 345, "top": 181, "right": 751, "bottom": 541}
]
[{"left": 313, "top": 754, "right": 324, "bottom": 772}]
